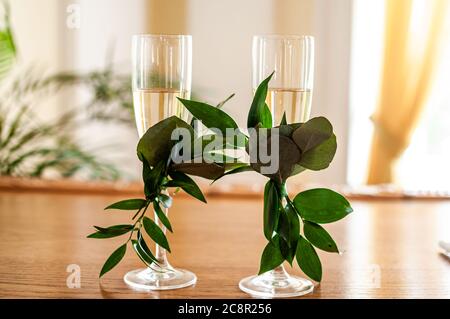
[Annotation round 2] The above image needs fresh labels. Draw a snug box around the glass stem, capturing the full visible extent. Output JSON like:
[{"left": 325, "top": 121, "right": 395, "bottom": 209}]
[
  {"left": 270, "top": 265, "right": 289, "bottom": 278},
  {"left": 153, "top": 192, "right": 171, "bottom": 270}
]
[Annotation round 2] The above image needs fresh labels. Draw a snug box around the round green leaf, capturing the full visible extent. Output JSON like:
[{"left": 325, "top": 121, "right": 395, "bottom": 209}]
[
  {"left": 292, "top": 116, "right": 333, "bottom": 152},
  {"left": 299, "top": 134, "right": 337, "bottom": 170},
  {"left": 137, "top": 116, "right": 193, "bottom": 167}
]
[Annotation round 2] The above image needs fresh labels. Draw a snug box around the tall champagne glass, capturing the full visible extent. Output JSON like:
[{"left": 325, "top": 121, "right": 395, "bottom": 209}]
[
  {"left": 239, "top": 35, "right": 315, "bottom": 298},
  {"left": 252, "top": 35, "right": 314, "bottom": 125},
  {"left": 124, "top": 34, "right": 195, "bottom": 290}
]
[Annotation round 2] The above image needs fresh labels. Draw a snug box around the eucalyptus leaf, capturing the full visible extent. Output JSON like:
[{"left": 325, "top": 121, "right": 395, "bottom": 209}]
[
  {"left": 293, "top": 188, "right": 353, "bottom": 223},
  {"left": 137, "top": 116, "right": 193, "bottom": 167},
  {"left": 258, "top": 236, "right": 284, "bottom": 275},
  {"left": 290, "top": 164, "right": 306, "bottom": 177},
  {"left": 304, "top": 221, "right": 339, "bottom": 253},
  {"left": 296, "top": 236, "right": 322, "bottom": 282},
  {"left": 143, "top": 216, "right": 171, "bottom": 252},
  {"left": 177, "top": 98, "right": 238, "bottom": 135},
  {"left": 263, "top": 180, "right": 280, "bottom": 241},
  {"left": 249, "top": 130, "right": 301, "bottom": 183},
  {"left": 299, "top": 134, "right": 337, "bottom": 171},
  {"left": 153, "top": 201, "right": 173, "bottom": 232},
  {"left": 167, "top": 171, "right": 207, "bottom": 203},
  {"left": 292, "top": 117, "right": 333, "bottom": 152},
  {"left": 104, "top": 199, "right": 146, "bottom": 211},
  {"left": 247, "top": 72, "right": 274, "bottom": 128},
  {"left": 99, "top": 244, "right": 127, "bottom": 278}
]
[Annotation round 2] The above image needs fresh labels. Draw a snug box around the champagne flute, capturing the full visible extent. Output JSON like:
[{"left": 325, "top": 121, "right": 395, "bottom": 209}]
[
  {"left": 239, "top": 35, "right": 315, "bottom": 298},
  {"left": 252, "top": 35, "right": 314, "bottom": 125},
  {"left": 124, "top": 34, "right": 195, "bottom": 290}
]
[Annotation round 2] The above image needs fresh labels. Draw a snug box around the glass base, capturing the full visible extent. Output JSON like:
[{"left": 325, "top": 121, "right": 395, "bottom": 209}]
[
  {"left": 124, "top": 266, "right": 197, "bottom": 291},
  {"left": 239, "top": 266, "right": 314, "bottom": 298}
]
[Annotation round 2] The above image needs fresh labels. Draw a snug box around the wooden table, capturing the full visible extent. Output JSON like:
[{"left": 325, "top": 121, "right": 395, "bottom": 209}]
[{"left": 0, "top": 190, "right": 449, "bottom": 298}]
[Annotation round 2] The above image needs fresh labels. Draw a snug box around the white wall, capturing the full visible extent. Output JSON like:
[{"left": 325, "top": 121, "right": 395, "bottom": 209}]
[{"left": 66, "top": 0, "right": 148, "bottom": 179}]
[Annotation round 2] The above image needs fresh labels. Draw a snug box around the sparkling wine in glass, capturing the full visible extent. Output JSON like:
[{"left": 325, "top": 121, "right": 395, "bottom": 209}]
[
  {"left": 239, "top": 35, "right": 315, "bottom": 298},
  {"left": 125, "top": 34, "right": 195, "bottom": 291},
  {"left": 252, "top": 35, "right": 314, "bottom": 125}
]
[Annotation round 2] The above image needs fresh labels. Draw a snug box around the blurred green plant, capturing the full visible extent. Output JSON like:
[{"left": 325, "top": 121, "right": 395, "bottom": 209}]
[
  {"left": 0, "top": 0, "right": 16, "bottom": 80},
  {"left": 0, "top": 1, "right": 133, "bottom": 180}
]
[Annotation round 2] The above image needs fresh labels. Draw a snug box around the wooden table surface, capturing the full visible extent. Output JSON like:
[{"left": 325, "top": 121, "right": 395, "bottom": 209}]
[{"left": 0, "top": 190, "right": 449, "bottom": 299}]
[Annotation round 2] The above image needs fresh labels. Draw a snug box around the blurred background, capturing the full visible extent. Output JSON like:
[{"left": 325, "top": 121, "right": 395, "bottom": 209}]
[{"left": 1, "top": 0, "right": 449, "bottom": 194}]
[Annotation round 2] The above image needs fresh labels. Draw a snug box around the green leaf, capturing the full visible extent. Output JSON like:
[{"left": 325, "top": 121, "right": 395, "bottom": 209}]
[
  {"left": 104, "top": 199, "right": 147, "bottom": 210},
  {"left": 247, "top": 72, "right": 274, "bottom": 128},
  {"left": 137, "top": 116, "right": 193, "bottom": 167},
  {"left": 142, "top": 216, "right": 171, "bottom": 252},
  {"left": 171, "top": 162, "right": 225, "bottom": 180},
  {"left": 88, "top": 224, "right": 133, "bottom": 239},
  {"left": 296, "top": 236, "right": 322, "bottom": 282},
  {"left": 292, "top": 117, "right": 333, "bottom": 152},
  {"left": 276, "top": 123, "right": 302, "bottom": 138},
  {"left": 299, "top": 134, "right": 337, "bottom": 170},
  {"left": 290, "top": 164, "right": 307, "bottom": 177},
  {"left": 263, "top": 180, "right": 280, "bottom": 241},
  {"left": 99, "top": 244, "right": 127, "bottom": 278},
  {"left": 276, "top": 203, "right": 300, "bottom": 264},
  {"left": 250, "top": 131, "right": 301, "bottom": 183},
  {"left": 293, "top": 188, "right": 353, "bottom": 223},
  {"left": 280, "top": 112, "right": 287, "bottom": 125},
  {"left": 278, "top": 236, "right": 294, "bottom": 265},
  {"left": 0, "top": 2, "right": 16, "bottom": 81},
  {"left": 177, "top": 98, "right": 239, "bottom": 135},
  {"left": 303, "top": 221, "right": 339, "bottom": 253},
  {"left": 258, "top": 236, "right": 285, "bottom": 275},
  {"left": 153, "top": 201, "right": 173, "bottom": 232},
  {"left": 158, "top": 193, "right": 173, "bottom": 208},
  {"left": 167, "top": 171, "right": 207, "bottom": 203}
]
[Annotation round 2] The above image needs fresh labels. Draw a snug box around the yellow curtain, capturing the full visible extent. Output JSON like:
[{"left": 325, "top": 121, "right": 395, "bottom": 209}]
[{"left": 367, "top": 0, "right": 449, "bottom": 184}]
